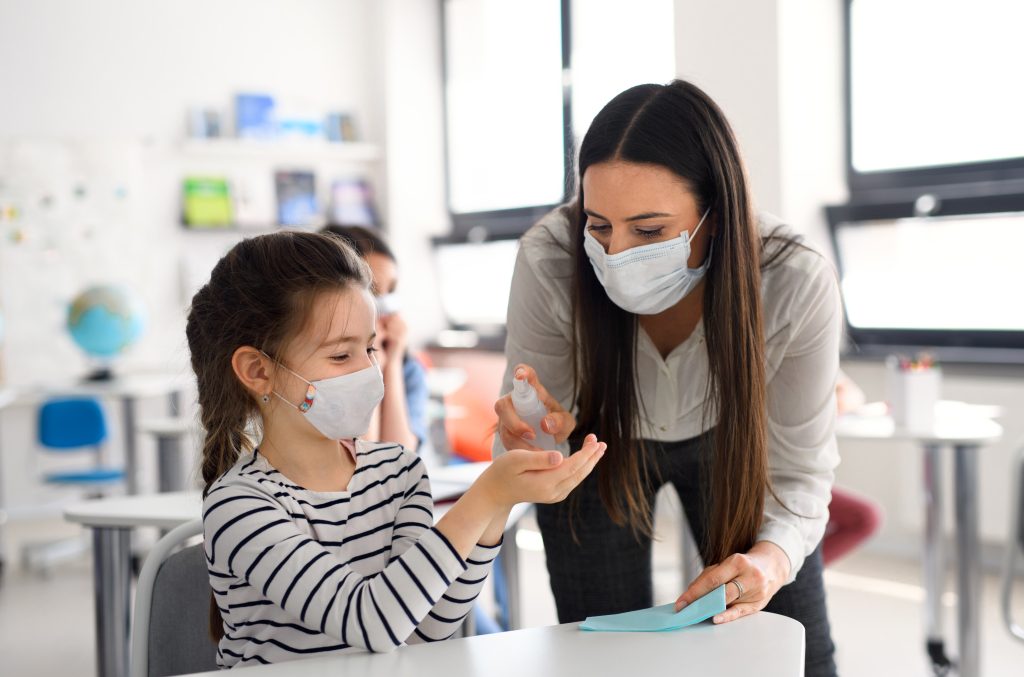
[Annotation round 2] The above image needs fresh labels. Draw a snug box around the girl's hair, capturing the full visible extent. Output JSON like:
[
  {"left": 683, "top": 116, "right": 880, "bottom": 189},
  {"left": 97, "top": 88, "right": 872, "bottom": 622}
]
[
  {"left": 569, "top": 79, "right": 801, "bottom": 565},
  {"left": 321, "top": 224, "right": 395, "bottom": 262},
  {"left": 186, "top": 231, "right": 370, "bottom": 641}
]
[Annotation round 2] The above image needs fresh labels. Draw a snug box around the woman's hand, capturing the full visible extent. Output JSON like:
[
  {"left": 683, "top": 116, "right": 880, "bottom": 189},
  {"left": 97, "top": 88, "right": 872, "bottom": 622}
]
[
  {"left": 674, "top": 541, "right": 791, "bottom": 624},
  {"left": 494, "top": 364, "right": 577, "bottom": 451},
  {"left": 480, "top": 433, "right": 605, "bottom": 507}
]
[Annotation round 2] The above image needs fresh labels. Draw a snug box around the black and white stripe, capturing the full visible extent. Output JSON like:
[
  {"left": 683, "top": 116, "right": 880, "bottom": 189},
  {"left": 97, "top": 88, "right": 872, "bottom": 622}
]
[{"left": 204, "top": 440, "right": 500, "bottom": 667}]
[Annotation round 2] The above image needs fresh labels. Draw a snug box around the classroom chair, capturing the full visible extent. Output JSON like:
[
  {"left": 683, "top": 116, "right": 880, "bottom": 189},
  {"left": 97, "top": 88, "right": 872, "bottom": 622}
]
[
  {"left": 131, "top": 519, "right": 218, "bottom": 677},
  {"left": 24, "top": 397, "right": 125, "bottom": 573},
  {"left": 38, "top": 397, "right": 123, "bottom": 483},
  {"left": 1002, "top": 443, "right": 1024, "bottom": 644}
]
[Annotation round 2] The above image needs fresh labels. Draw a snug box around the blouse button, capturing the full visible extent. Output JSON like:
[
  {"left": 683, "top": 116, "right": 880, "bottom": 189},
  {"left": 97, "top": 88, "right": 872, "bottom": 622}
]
[{"left": 659, "top": 425, "right": 667, "bottom": 432}]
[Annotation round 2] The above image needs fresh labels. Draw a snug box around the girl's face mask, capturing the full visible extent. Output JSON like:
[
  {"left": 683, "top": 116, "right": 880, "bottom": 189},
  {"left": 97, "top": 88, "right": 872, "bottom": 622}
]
[{"left": 267, "top": 356, "right": 384, "bottom": 440}]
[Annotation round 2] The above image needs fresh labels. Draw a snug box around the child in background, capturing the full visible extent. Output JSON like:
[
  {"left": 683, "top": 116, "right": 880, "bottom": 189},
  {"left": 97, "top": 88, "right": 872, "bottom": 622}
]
[
  {"left": 320, "top": 225, "right": 426, "bottom": 453},
  {"left": 187, "top": 231, "right": 605, "bottom": 667}
]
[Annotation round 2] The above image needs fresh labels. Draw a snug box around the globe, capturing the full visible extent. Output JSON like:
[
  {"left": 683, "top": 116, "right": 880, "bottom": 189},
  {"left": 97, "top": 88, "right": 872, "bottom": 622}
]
[{"left": 67, "top": 285, "right": 147, "bottom": 365}]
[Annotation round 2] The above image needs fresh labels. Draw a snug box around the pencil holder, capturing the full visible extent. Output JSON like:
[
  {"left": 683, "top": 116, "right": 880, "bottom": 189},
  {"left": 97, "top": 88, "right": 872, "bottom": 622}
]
[{"left": 886, "top": 361, "right": 941, "bottom": 433}]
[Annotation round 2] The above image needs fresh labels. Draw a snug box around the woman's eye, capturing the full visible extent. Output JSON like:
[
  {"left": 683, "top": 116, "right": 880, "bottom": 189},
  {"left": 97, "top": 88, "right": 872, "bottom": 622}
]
[
  {"left": 586, "top": 223, "right": 610, "bottom": 235},
  {"left": 367, "top": 346, "right": 378, "bottom": 355},
  {"left": 636, "top": 228, "right": 664, "bottom": 239},
  {"left": 330, "top": 354, "right": 350, "bottom": 362}
]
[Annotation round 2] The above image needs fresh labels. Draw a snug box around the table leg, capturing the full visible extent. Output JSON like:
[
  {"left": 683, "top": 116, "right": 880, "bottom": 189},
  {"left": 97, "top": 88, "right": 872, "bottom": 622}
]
[
  {"left": 168, "top": 390, "right": 181, "bottom": 418},
  {"left": 922, "top": 443, "right": 952, "bottom": 674},
  {"left": 121, "top": 396, "right": 139, "bottom": 495},
  {"left": 502, "top": 512, "right": 522, "bottom": 631},
  {"left": 954, "top": 444, "right": 981, "bottom": 677},
  {"left": 93, "top": 527, "right": 132, "bottom": 677},
  {"left": 156, "top": 435, "right": 185, "bottom": 493}
]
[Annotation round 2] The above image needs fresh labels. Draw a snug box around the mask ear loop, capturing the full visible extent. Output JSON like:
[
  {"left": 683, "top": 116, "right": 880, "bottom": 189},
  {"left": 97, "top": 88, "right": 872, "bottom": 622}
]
[
  {"left": 260, "top": 350, "right": 318, "bottom": 412},
  {"left": 686, "top": 208, "right": 712, "bottom": 245}
]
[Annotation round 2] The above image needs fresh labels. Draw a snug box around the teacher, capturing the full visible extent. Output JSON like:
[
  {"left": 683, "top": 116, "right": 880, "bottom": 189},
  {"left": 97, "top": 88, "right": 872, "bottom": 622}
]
[{"left": 493, "top": 80, "right": 840, "bottom": 677}]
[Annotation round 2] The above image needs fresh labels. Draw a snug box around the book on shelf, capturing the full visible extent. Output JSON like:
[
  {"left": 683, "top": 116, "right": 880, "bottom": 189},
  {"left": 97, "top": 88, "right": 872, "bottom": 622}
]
[
  {"left": 275, "top": 170, "right": 319, "bottom": 227},
  {"left": 182, "top": 176, "right": 233, "bottom": 228},
  {"left": 235, "top": 93, "right": 276, "bottom": 140},
  {"left": 329, "top": 177, "right": 377, "bottom": 227}
]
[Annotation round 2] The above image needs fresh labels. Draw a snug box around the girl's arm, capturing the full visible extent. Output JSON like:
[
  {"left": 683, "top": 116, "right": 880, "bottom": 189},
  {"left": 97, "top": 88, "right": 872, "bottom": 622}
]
[
  {"left": 387, "top": 467, "right": 511, "bottom": 643},
  {"left": 203, "top": 471, "right": 500, "bottom": 655}
]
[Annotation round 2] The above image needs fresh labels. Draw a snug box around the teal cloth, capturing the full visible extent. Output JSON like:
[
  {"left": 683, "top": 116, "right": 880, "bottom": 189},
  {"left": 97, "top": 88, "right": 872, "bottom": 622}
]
[{"left": 579, "top": 584, "right": 727, "bottom": 632}]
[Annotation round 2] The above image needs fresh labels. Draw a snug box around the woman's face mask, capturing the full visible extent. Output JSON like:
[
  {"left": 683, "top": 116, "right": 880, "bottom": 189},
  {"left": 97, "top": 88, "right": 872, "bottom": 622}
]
[{"left": 584, "top": 208, "right": 712, "bottom": 315}]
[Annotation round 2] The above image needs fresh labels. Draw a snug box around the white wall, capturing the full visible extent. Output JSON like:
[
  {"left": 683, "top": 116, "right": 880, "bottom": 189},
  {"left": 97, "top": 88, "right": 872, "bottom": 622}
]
[
  {"left": 0, "top": 0, "right": 380, "bottom": 384},
  {"left": 675, "top": 0, "right": 1024, "bottom": 560},
  {"left": 374, "top": 0, "right": 451, "bottom": 347},
  {"left": 674, "top": 0, "right": 783, "bottom": 218},
  {"left": 0, "top": 0, "right": 384, "bottom": 513}
]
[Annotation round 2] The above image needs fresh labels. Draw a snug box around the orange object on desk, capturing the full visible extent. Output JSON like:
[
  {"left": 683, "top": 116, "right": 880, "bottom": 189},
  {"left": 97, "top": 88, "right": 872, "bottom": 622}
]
[{"left": 427, "top": 349, "right": 505, "bottom": 463}]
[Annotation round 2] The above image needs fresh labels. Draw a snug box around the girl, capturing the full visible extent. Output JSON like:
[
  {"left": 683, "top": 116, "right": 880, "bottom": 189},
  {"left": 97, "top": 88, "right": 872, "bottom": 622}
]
[
  {"left": 187, "top": 231, "right": 605, "bottom": 667},
  {"left": 494, "top": 80, "right": 841, "bottom": 676}
]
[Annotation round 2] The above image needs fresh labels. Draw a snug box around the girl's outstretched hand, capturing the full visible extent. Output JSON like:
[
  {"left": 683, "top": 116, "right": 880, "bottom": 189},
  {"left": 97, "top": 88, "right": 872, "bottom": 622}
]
[{"left": 481, "top": 433, "right": 605, "bottom": 507}]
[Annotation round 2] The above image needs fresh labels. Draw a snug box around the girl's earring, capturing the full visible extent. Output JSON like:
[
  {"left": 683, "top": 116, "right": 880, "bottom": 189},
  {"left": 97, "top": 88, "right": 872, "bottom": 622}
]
[{"left": 261, "top": 393, "right": 270, "bottom": 404}]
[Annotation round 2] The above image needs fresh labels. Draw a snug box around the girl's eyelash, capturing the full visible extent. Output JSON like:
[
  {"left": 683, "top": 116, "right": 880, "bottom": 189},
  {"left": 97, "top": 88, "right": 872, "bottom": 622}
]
[
  {"left": 367, "top": 346, "right": 378, "bottom": 354},
  {"left": 637, "top": 228, "right": 664, "bottom": 239}
]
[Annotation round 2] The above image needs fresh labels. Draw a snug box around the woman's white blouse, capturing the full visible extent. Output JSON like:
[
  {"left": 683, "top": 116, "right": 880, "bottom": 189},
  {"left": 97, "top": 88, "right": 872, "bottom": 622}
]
[{"left": 493, "top": 208, "right": 842, "bottom": 583}]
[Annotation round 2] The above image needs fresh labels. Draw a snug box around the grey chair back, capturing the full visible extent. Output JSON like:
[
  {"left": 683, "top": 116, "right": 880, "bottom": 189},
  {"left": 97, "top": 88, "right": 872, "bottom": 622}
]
[{"left": 147, "top": 544, "right": 219, "bottom": 676}]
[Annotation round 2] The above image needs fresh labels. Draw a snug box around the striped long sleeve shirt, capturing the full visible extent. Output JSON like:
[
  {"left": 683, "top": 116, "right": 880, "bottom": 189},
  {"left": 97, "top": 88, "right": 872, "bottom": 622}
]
[{"left": 203, "top": 440, "right": 501, "bottom": 668}]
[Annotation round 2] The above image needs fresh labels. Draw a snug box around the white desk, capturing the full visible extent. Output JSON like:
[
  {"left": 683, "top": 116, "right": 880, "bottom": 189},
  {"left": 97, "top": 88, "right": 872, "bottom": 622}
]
[
  {"left": 65, "top": 462, "right": 528, "bottom": 677},
  {"left": 176, "top": 612, "right": 804, "bottom": 677},
  {"left": 837, "top": 400, "right": 1003, "bottom": 677}
]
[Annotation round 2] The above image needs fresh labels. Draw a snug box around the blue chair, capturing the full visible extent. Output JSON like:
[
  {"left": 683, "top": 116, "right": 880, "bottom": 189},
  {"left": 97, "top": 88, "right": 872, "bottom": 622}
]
[
  {"left": 23, "top": 398, "right": 125, "bottom": 574},
  {"left": 38, "top": 397, "right": 125, "bottom": 487}
]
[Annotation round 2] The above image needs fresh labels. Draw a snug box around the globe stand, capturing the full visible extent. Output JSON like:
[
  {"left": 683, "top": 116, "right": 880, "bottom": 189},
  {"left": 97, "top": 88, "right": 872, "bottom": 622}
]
[{"left": 84, "top": 365, "right": 115, "bottom": 382}]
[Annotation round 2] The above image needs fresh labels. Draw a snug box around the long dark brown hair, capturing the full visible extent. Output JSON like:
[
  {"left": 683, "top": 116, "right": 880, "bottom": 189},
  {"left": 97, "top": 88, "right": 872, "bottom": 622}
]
[
  {"left": 570, "top": 80, "right": 801, "bottom": 566},
  {"left": 185, "top": 231, "right": 370, "bottom": 641}
]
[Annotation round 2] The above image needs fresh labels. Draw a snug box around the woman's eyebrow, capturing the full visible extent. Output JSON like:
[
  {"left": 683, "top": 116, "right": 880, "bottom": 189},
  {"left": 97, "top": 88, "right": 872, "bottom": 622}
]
[
  {"left": 625, "top": 211, "right": 673, "bottom": 222},
  {"left": 583, "top": 208, "right": 674, "bottom": 222}
]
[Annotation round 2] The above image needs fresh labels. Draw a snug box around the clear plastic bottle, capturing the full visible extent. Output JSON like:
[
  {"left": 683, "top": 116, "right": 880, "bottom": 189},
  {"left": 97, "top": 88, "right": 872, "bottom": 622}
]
[{"left": 511, "top": 376, "right": 557, "bottom": 450}]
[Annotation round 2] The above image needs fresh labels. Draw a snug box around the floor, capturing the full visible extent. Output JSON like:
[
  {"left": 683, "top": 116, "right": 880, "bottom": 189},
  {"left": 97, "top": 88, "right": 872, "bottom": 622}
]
[{"left": 1, "top": 500, "right": 1022, "bottom": 676}]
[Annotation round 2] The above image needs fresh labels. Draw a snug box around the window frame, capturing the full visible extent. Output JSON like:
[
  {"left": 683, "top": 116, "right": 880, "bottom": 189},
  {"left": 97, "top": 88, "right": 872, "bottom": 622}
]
[
  {"left": 842, "top": 0, "right": 1024, "bottom": 200},
  {"left": 826, "top": 191, "right": 1024, "bottom": 363},
  {"left": 440, "top": 0, "right": 573, "bottom": 240}
]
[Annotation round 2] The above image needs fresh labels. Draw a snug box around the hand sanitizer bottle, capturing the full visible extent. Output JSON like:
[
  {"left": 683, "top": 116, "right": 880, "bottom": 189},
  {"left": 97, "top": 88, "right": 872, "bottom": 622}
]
[{"left": 511, "top": 375, "right": 557, "bottom": 450}]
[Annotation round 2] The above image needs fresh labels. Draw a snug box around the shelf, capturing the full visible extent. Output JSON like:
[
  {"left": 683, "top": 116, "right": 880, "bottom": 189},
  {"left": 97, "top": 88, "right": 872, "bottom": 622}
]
[{"left": 178, "top": 138, "right": 380, "bottom": 163}]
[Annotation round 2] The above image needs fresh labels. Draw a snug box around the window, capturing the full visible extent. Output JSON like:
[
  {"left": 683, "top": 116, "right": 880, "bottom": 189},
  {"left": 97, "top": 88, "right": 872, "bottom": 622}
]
[
  {"left": 827, "top": 193, "right": 1024, "bottom": 362},
  {"left": 442, "top": 0, "right": 675, "bottom": 237},
  {"left": 845, "top": 0, "right": 1024, "bottom": 194}
]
